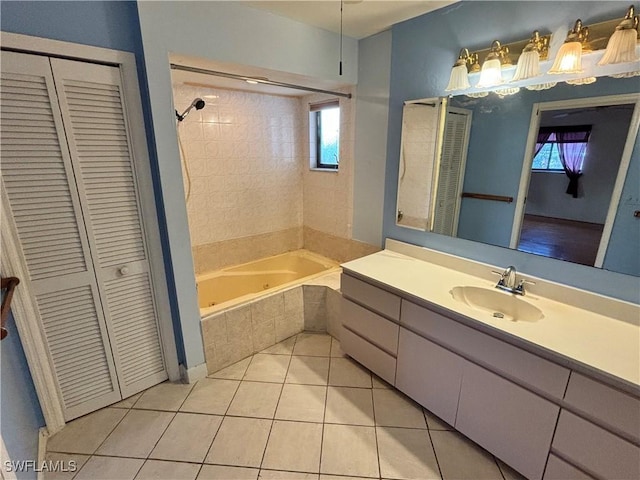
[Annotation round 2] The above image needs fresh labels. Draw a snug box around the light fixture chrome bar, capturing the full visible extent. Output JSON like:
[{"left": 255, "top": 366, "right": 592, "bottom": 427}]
[{"left": 170, "top": 64, "right": 352, "bottom": 99}]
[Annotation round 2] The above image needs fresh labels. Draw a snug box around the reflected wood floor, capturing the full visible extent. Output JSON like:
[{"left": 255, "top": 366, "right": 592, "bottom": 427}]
[{"left": 517, "top": 214, "right": 604, "bottom": 267}]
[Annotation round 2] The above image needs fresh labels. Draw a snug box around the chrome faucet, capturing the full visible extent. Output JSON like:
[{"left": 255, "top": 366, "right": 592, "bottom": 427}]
[{"left": 492, "top": 266, "right": 533, "bottom": 296}]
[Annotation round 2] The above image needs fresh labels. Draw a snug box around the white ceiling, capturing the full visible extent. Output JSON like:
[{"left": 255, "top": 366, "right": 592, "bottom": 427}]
[{"left": 241, "top": 1, "right": 457, "bottom": 39}]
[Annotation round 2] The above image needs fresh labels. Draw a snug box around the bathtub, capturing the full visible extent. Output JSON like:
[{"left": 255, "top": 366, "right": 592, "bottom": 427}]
[{"left": 197, "top": 250, "right": 339, "bottom": 317}]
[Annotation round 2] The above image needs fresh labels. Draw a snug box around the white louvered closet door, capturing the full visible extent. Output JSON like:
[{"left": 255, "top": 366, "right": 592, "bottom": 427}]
[
  {"left": 1, "top": 51, "right": 122, "bottom": 420},
  {"left": 50, "top": 58, "right": 168, "bottom": 398},
  {"left": 432, "top": 108, "right": 472, "bottom": 236}
]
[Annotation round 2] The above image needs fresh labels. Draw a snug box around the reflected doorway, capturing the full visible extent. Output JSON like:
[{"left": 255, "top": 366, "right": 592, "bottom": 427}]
[{"left": 513, "top": 99, "right": 635, "bottom": 267}]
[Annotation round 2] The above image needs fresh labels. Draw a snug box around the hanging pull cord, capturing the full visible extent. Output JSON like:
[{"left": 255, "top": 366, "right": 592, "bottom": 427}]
[{"left": 339, "top": 0, "right": 343, "bottom": 76}]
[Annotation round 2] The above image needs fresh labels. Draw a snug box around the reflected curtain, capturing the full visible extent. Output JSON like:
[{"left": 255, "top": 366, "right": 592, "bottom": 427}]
[
  {"left": 534, "top": 129, "right": 553, "bottom": 157},
  {"left": 556, "top": 127, "right": 591, "bottom": 198}
]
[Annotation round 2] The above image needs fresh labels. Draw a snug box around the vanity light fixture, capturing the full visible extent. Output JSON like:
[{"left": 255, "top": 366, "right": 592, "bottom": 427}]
[
  {"left": 599, "top": 6, "right": 639, "bottom": 66},
  {"left": 466, "top": 91, "right": 489, "bottom": 98},
  {"left": 525, "top": 82, "right": 557, "bottom": 91},
  {"left": 495, "top": 87, "right": 521, "bottom": 97},
  {"left": 476, "top": 41, "right": 512, "bottom": 88},
  {"left": 566, "top": 76, "right": 597, "bottom": 85},
  {"left": 548, "top": 19, "right": 591, "bottom": 74},
  {"left": 512, "top": 31, "right": 550, "bottom": 81},
  {"left": 445, "top": 48, "right": 479, "bottom": 91}
]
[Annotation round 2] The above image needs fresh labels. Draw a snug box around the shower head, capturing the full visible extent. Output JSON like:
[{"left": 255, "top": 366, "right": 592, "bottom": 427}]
[{"left": 176, "top": 97, "right": 205, "bottom": 122}]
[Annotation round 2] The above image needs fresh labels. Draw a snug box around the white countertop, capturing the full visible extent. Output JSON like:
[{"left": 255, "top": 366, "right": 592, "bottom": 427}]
[{"left": 342, "top": 249, "right": 640, "bottom": 390}]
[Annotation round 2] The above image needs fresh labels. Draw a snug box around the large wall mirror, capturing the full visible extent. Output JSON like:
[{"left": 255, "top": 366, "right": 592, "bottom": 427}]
[{"left": 395, "top": 76, "right": 640, "bottom": 276}]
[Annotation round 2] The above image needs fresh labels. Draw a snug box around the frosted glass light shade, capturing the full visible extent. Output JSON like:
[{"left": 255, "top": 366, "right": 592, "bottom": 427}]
[
  {"left": 445, "top": 64, "right": 471, "bottom": 91},
  {"left": 466, "top": 91, "right": 489, "bottom": 98},
  {"left": 512, "top": 50, "right": 540, "bottom": 81},
  {"left": 566, "top": 76, "right": 596, "bottom": 85},
  {"left": 548, "top": 41, "right": 583, "bottom": 74},
  {"left": 495, "top": 87, "right": 521, "bottom": 97},
  {"left": 476, "top": 58, "right": 503, "bottom": 87},
  {"left": 598, "top": 28, "right": 639, "bottom": 65},
  {"left": 525, "top": 82, "right": 557, "bottom": 91}
]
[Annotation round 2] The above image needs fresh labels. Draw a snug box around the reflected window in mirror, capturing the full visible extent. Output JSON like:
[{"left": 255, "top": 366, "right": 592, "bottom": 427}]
[{"left": 532, "top": 127, "right": 591, "bottom": 173}]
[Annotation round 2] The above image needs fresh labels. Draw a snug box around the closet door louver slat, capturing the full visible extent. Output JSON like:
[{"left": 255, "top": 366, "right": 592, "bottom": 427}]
[
  {"left": 432, "top": 109, "right": 472, "bottom": 236},
  {"left": 1, "top": 51, "right": 122, "bottom": 420},
  {"left": 51, "top": 58, "right": 167, "bottom": 397}
]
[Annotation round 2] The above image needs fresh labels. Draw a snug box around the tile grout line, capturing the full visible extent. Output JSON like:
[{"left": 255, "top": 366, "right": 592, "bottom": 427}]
[
  {"left": 257, "top": 332, "right": 298, "bottom": 472},
  {"left": 371, "top": 381, "right": 383, "bottom": 480},
  {"left": 423, "top": 409, "right": 445, "bottom": 480},
  {"left": 318, "top": 341, "right": 331, "bottom": 477},
  {"left": 199, "top": 351, "right": 261, "bottom": 468}
]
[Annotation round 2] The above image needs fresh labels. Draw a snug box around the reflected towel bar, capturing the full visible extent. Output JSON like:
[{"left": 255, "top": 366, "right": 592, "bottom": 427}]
[{"left": 462, "top": 192, "right": 514, "bottom": 203}]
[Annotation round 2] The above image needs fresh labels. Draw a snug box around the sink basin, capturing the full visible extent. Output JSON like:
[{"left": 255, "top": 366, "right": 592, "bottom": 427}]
[{"left": 451, "top": 286, "right": 543, "bottom": 322}]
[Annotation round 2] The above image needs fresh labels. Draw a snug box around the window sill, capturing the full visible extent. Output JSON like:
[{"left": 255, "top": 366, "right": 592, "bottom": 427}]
[{"left": 310, "top": 168, "right": 339, "bottom": 173}]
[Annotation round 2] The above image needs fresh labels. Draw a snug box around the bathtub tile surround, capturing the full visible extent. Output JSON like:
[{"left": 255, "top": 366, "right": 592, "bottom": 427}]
[
  {"left": 304, "top": 226, "right": 380, "bottom": 263},
  {"left": 202, "top": 271, "right": 340, "bottom": 374},
  {"left": 46, "top": 333, "right": 522, "bottom": 480},
  {"left": 302, "top": 286, "right": 328, "bottom": 332},
  {"left": 192, "top": 227, "right": 303, "bottom": 275}
]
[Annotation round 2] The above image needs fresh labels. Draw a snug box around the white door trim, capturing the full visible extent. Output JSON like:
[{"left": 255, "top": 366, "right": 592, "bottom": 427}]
[
  {"left": 510, "top": 93, "right": 640, "bottom": 268},
  {"left": 0, "top": 32, "right": 180, "bottom": 432}
]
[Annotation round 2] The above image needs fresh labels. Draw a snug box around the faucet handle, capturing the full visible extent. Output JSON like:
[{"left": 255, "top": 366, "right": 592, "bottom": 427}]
[
  {"left": 518, "top": 278, "right": 536, "bottom": 286},
  {"left": 491, "top": 270, "right": 505, "bottom": 277}
]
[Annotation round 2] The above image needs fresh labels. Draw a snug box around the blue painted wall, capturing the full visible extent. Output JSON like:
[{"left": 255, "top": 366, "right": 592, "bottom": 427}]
[
  {"left": 0, "top": 0, "right": 185, "bottom": 473},
  {"left": 384, "top": 1, "right": 640, "bottom": 302},
  {"left": 450, "top": 76, "right": 638, "bottom": 272},
  {"left": 1, "top": 0, "right": 187, "bottom": 364},
  {"left": 1, "top": 313, "right": 44, "bottom": 480}
]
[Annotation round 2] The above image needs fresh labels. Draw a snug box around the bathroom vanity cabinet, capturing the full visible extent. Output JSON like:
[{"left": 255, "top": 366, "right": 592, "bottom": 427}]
[{"left": 340, "top": 270, "right": 640, "bottom": 480}]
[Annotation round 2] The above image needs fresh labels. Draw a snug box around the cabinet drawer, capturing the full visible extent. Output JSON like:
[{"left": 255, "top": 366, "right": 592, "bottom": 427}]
[
  {"left": 342, "top": 298, "right": 399, "bottom": 355},
  {"left": 401, "top": 300, "right": 569, "bottom": 399},
  {"left": 341, "top": 327, "right": 396, "bottom": 385},
  {"left": 396, "top": 328, "right": 464, "bottom": 426},
  {"left": 544, "top": 454, "right": 594, "bottom": 480},
  {"left": 456, "top": 362, "right": 560, "bottom": 480},
  {"left": 341, "top": 273, "right": 400, "bottom": 321},
  {"left": 564, "top": 372, "right": 640, "bottom": 442},
  {"left": 552, "top": 410, "right": 640, "bottom": 480}
]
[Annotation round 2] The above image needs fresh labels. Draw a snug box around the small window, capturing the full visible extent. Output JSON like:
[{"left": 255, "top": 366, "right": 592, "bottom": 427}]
[
  {"left": 532, "top": 126, "right": 591, "bottom": 172},
  {"left": 309, "top": 101, "right": 340, "bottom": 170}
]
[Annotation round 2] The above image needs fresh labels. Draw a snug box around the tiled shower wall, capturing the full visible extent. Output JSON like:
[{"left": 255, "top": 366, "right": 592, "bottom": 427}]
[
  {"left": 173, "top": 84, "right": 304, "bottom": 273},
  {"left": 173, "top": 83, "right": 378, "bottom": 274},
  {"left": 301, "top": 89, "right": 378, "bottom": 262}
]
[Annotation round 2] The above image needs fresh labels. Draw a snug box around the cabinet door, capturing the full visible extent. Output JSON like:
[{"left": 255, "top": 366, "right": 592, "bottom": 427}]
[
  {"left": 544, "top": 455, "right": 594, "bottom": 480},
  {"left": 395, "top": 328, "right": 464, "bottom": 426},
  {"left": 456, "top": 362, "right": 560, "bottom": 480},
  {"left": 51, "top": 58, "right": 167, "bottom": 397},
  {"left": 1, "top": 51, "right": 121, "bottom": 420},
  {"left": 552, "top": 410, "right": 640, "bottom": 480}
]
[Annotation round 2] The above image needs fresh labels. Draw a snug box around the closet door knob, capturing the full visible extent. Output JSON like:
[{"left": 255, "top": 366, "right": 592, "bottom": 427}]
[{"left": 118, "top": 266, "right": 130, "bottom": 276}]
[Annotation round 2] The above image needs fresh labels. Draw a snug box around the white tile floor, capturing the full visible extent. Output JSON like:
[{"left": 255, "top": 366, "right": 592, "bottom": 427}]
[{"left": 46, "top": 333, "right": 526, "bottom": 480}]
